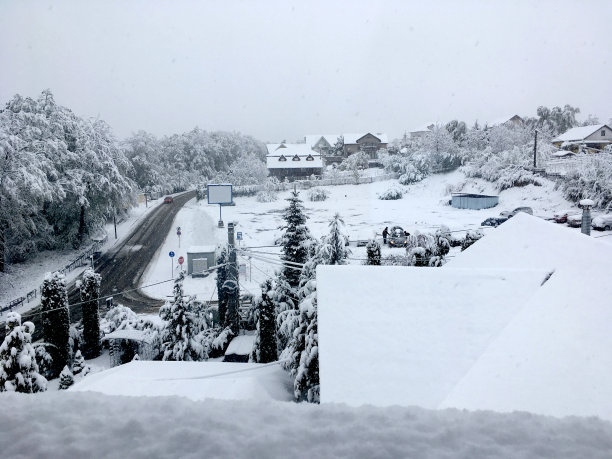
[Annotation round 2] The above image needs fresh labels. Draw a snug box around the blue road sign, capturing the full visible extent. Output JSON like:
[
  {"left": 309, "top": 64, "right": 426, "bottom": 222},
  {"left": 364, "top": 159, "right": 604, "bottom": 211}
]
[
  {"left": 236, "top": 231, "right": 242, "bottom": 240},
  {"left": 169, "top": 251, "right": 175, "bottom": 257}
]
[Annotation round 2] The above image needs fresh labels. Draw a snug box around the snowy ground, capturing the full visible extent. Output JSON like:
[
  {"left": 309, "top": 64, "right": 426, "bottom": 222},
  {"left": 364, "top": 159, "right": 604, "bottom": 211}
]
[
  {"left": 141, "top": 170, "right": 591, "bottom": 302},
  {"left": 1, "top": 391, "right": 611, "bottom": 458},
  {"left": 0, "top": 196, "right": 165, "bottom": 314}
]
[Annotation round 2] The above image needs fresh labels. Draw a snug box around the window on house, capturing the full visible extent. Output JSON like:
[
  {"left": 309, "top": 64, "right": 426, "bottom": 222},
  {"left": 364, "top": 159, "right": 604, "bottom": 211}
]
[
  {"left": 278, "top": 155, "right": 287, "bottom": 161},
  {"left": 602, "top": 130, "right": 606, "bottom": 136},
  {"left": 306, "top": 155, "right": 314, "bottom": 161},
  {"left": 292, "top": 155, "right": 301, "bottom": 161}
]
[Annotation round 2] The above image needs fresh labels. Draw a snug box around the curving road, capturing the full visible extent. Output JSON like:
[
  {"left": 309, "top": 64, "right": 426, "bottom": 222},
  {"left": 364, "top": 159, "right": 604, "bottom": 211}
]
[{"left": 1, "top": 190, "right": 196, "bottom": 342}]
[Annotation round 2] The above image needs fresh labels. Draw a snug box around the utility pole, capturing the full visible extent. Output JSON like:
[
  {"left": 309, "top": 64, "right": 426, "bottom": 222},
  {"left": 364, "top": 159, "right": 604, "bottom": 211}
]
[
  {"left": 533, "top": 129, "right": 538, "bottom": 168},
  {"left": 226, "top": 222, "right": 240, "bottom": 334},
  {"left": 114, "top": 215, "right": 117, "bottom": 239}
]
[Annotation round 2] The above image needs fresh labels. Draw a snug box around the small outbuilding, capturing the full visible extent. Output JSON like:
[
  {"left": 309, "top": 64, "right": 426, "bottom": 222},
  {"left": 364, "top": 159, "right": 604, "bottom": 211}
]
[
  {"left": 187, "top": 246, "right": 217, "bottom": 277},
  {"left": 451, "top": 193, "right": 499, "bottom": 210}
]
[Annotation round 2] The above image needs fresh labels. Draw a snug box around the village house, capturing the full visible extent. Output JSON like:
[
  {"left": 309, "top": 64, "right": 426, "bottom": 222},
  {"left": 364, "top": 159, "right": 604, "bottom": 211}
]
[
  {"left": 305, "top": 132, "right": 388, "bottom": 163},
  {"left": 409, "top": 123, "right": 435, "bottom": 139},
  {"left": 552, "top": 124, "right": 612, "bottom": 152},
  {"left": 487, "top": 114, "right": 524, "bottom": 128},
  {"left": 265, "top": 142, "right": 323, "bottom": 180}
]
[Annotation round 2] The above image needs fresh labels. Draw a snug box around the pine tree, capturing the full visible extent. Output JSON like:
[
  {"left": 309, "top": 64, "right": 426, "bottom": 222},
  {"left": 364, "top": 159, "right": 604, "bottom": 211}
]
[
  {"left": 0, "top": 312, "right": 47, "bottom": 393},
  {"left": 224, "top": 243, "right": 240, "bottom": 335},
  {"left": 58, "top": 365, "right": 74, "bottom": 390},
  {"left": 215, "top": 247, "right": 229, "bottom": 326},
  {"left": 319, "top": 213, "right": 351, "bottom": 266},
  {"left": 250, "top": 280, "right": 278, "bottom": 363},
  {"left": 72, "top": 350, "right": 89, "bottom": 376},
  {"left": 80, "top": 269, "right": 102, "bottom": 358},
  {"left": 280, "top": 191, "right": 312, "bottom": 291},
  {"left": 274, "top": 272, "right": 298, "bottom": 355},
  {"left": 366, "top": 239, "right": 381, "bottom": 265},
  {"left": 41, "top": 271, "right": 71, "bottom": 378},
  {"left": 160, "top": 271, "right": 205, "bottom": 361}
]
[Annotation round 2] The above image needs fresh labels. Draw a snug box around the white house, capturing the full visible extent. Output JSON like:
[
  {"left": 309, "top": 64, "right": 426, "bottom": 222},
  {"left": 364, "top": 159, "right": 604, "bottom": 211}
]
[
  {"left": 266, "top": 142, "right": 323, "bottom": 180},
  {"left": 409, "top": 123, "right": 435, "bottom": 139},
  {"left": 552, "top": 124, "right": 612, "bottom": 151},
  {"left": 305, "top": 132, "right": 388, "bottom": 159}
]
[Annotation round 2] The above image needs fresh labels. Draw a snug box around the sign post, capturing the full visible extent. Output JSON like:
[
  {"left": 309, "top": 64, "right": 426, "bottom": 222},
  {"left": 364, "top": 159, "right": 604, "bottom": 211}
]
[
  {"left": 236, "top": 231, "right": 242, "bottom": 246},
  {"left": 207, "top": 184, "right": 233, "bottom": 228},
  {"left": 177, "top": 226, "right": 182, "bottom": 248},
  {"left": 178, "top": 256, "right": 184, "bottom": 268},
  {"left": 169, "top": 251, "right": 175, "bottom": 278}
]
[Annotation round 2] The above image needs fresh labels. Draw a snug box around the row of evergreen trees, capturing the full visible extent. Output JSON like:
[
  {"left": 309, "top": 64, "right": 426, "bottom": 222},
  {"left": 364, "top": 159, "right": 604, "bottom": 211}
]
[{"left": 0, "top": 269, "right": 102, "bottom": 392}]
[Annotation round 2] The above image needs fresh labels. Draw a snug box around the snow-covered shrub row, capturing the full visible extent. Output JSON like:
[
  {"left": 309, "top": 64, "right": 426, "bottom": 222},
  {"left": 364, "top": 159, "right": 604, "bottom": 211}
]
[
  {"left": 337, "top": 151, "right": 369, "bottom": 171},
  {"left": 0, "top": 90, "right": 135, "bottom": 264},
  {"left": 557, "top": 154, "right": 612, "bottom": 210},
  {"left": 307, "top": 188, "right": 329, "bottom": 201},
  {"left": 381, "top": 227, "right": 453, "bottom": 267},
  {"left": 378, "top": 186, "right": 404, "bottom": 200}
]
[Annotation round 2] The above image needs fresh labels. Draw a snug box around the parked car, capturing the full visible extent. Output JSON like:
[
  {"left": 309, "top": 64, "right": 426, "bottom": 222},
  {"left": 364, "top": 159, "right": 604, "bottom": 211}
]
[
  {"left": 509, "top": 207, "right": 533, "bottom": 217},
  {"left": 481, "top": 217, "right": 508, "bottom": 227},
  {"left": 592, "top": 214, "right": 612, "bottom": 231},
  {"left": 566, "top": 214, "right": 582, "bottom": 228},
  {"left": 499, "top": 210, "right": 512, "bottom": 218},
  {"left": 388, "top": 226, "right": 409, "bottom": 247},
  {"left": 164, "top": 196, "right": 174, "bottom": 203},
  {"left": 553, "top": 209, "right": 573, "bottom": 224}
]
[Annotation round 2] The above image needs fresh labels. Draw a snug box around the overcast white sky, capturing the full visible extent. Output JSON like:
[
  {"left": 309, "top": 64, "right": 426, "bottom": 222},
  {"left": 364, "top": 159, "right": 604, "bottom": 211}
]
[{"left": 1, "top": 0, "right": 611, "bottom": 142}]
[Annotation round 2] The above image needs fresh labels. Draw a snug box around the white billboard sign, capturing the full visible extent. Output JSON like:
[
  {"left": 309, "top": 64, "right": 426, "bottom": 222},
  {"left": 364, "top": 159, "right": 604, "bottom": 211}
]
[{"left": 207, "top": 184, "right": 233, "bottom": 205}]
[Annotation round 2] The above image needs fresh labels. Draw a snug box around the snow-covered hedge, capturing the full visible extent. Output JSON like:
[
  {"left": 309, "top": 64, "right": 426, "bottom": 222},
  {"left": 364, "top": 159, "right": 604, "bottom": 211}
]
[
  {"left": 307, "top": 188, "right": 329, "bottom": 202},
  {"left": 557, "top": 155, "right": 612, "bottom": 210},
  {"left": 378, "top": 186, "right": 404, "bottom": 200}
]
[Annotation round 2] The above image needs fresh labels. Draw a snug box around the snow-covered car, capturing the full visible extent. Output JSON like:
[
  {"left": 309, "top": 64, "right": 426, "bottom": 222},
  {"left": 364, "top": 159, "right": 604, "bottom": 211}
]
[
  {"left": 592, "top": 214, "right": 612, "bottom": 231},
  {"left": 553, "top": 209, "right": 573, "bottom": 223},
  {"left": 481, "top": 217, "right": 508, "bottom": 227},
  {"left": 566, "top": 214, "right": 582, "bottom": 227},
  {"left": 509, "top": 207, "right": 533, "bottom": 217},
  {"left": 388, "top": 226, "right": 409, "bottom": 247}
]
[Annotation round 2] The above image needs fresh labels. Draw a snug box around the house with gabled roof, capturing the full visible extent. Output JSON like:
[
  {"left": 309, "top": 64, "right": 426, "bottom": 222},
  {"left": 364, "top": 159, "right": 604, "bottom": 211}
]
[
  {"left": 305, "top": 132, "right": 388, "bottom": 161},
  {"left": 552, "top": 124, "right": 612, "bottom": 152},
  {"left": 266, "top": 142, "right": 323, "bottom": 180}
]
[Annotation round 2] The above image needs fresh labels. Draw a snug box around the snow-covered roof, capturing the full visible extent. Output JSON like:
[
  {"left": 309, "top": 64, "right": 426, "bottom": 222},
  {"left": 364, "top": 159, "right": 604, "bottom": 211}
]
[
  {"left": 552, "top": 150, "right": 576, "bottom": 157},
  {"left": 71, "top": 361, "right": 292, "bottom": 402},
  {"left": 441, "top": 213, "right": 612, "bottom": 419},
  {"left": 304, "top": 134, "right": 340, "bottom": 148},
  {"left": 318, "top": 265, "right": 549, "bottom": 409},
  {"left": 187, "top": 245, "right": 216, "bottom": 254},
  {"left": 102, "top": 329, "right": 154, "bottom": 343},
  {"left": 486, "top": 114, "right": 523, "bottom": 127},
  {"left": 343, "top": 132, "right": 388, "bottom": 144},
  {"left": 553, "top": 124, "right": 608, "bottom": 142},
  {"left": 266, "top": 143, "right": 323, "bottom": 169},
  {"left": 225, "top": 334, "right": 256, "bottom": 355},
  {"left": 409, "top": 123, "right": 435, "bottom": 133},
  {"left": 319, "top": 214, "right": 612, "bottom": 420}
]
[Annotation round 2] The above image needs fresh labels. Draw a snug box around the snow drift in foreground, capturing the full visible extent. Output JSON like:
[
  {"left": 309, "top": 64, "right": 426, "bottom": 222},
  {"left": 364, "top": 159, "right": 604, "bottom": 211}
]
[{"left": 1, "top": 392, "right": 611, "bottom": 459}]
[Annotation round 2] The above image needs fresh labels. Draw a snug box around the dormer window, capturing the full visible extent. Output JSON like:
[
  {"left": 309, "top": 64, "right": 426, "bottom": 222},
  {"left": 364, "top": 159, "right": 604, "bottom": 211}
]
[
  {"left": 306, "top": 154, "right": 314, "bottom": 161},
  {"left": 278, "top": 155, "right": 287, "bottom": 161},
  {"left": 292, "top": 155, "right": 301, "bottom": 161}
]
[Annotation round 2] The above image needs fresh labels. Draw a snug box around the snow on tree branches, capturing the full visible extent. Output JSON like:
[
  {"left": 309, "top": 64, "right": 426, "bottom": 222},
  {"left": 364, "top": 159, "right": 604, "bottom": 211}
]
[
  {"left": 0, "top": 312, "right": 47, "bottom": 393},
  {"left": 79, "top": 269, "right": 102, "bottom": 358},
  {"left": 41, "top": 271, "right": 71, "bottom": 378}
]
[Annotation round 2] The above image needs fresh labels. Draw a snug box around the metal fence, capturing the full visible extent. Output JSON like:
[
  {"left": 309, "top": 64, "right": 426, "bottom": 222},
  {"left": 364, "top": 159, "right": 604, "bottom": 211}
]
[{"left": 1, "top": 236, "right": 107, "bottom": 316}]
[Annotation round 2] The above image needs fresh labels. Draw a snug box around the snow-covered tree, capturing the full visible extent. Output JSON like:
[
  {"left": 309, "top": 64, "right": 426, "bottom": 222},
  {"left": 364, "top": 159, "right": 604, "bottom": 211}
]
[
  {"left": 34, "top": 344, "right": 53, "bottom": 380},
  {"left": 318, "top": 213, "right": 351, "bottom": 266},
  {"left": 72, "top": 350, "right": 89, "bottom": 376},
  {"left": 366, "top": 239, "right": 381, "bottom": 265},
  {"left": 250, "top": 279, "right": 278, "bottom": 364},
  {"left": 58, "top": 365, "right": 74, "bottom": 390},
  {"left": 215, "top": 247, "right": 229, "bottom": 326},
  {"left": 79, "top": 269, "right": 102, "bottom": 358},
  {"left": 279, "top": 191, "right": 312, "bottom": 290},
  {"left": 41, "top": 271, "right": 71, "bottom": 378},
  {"left": 333, "top": 135, "right": 344, "bottom": 156},
  {"left": 0, "top": 312, "right": 47, "bottom": 393},
  {"left": 160, "top": 271, "right": 206, "bottom": 361}
]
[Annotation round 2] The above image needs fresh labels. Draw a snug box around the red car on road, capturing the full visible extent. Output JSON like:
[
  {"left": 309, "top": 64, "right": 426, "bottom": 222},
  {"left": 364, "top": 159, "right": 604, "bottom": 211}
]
[{"left": 164, "top": 196, "right": 173, "bottom": 204}]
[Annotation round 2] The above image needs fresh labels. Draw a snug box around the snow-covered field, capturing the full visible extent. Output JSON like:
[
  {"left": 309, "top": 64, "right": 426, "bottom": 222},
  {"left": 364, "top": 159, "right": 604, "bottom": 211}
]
[
  {"left": 141, "top": 170, "right": 587, "bottom": 302},
  {"left": 2, "top": 391, "right": 612, "bottom": 459}
]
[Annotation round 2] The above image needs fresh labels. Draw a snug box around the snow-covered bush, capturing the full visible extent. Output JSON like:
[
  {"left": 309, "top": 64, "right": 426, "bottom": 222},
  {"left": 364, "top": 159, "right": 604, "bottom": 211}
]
[
  {"left": 58, "top": 366, "right": 74, "bottom": 390},
  {"left": 378, "top": 186, "right": 403, "bottom": 200},
  {"left": 365, "top": 239, "right": 381, "bottom": 265},
  {"left": 307, "top": 188, "right": 329, "bottom": 202},
  {"left": 256, "top": 190, "right": 278, "bottom": 202},
  {"left": 0, "top": 312, "right": 47, "bottom": 393},
  {"left": 209, "top": 326, "right": 234, "bottom": 358},
  {"left": 381, "top": 254, "right": 413, "bottom": 266},
  {"left": 338, "top": 151, "right": 369, "bottom": 172},
  {"left": 461, "top": 229, "right": 484, "bottom": 251},
  {"left": 558, "top": 155, "right": 612, "bottom": 210}
]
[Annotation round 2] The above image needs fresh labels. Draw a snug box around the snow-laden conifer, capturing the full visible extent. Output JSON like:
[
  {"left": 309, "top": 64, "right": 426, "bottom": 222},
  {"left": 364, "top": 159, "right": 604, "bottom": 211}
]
[
  {"left": 41, "top": 271, "right": 71, "bottom": 378},
  {"left": 215, "top": 247, "right": 229, "bottom": 326},
  {"left": 58, "top": 365, "right": 74, "bottom": 390},
  {"left": 250, "top": 280, "right": 277, "bottom": 364},
  {"left": 0, "top": 312, "right": 47, "bottom": 393},
  {"left": 72, "top": 350, "right": 89, "bottom": 376},
  {"left": 279, "top": 191, "right": 312, "bottom": 290},
  {"left": 318, "top": 213, "right": 351, "bottom": 266},
  {"left": 80, "top": 269, "right": 102, "bottom": 358},
  {"left": 159, "top": 271, "right": 206, "bottom": 361},
  {"left": 366, "top": 239, "right": 381, "bottom": 265}
]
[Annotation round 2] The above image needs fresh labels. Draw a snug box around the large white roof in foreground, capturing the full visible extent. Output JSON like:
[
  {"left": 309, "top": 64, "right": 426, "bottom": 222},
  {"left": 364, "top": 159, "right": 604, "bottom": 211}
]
[
  {"left": 71, "top": 361, "right": 292, "bottom": 402},
  {"left": 318, "top": 265, "right": 549, "bottom": 408},
  {"left": 319, "top": 214, "right": 612, "bottom": 420}
]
